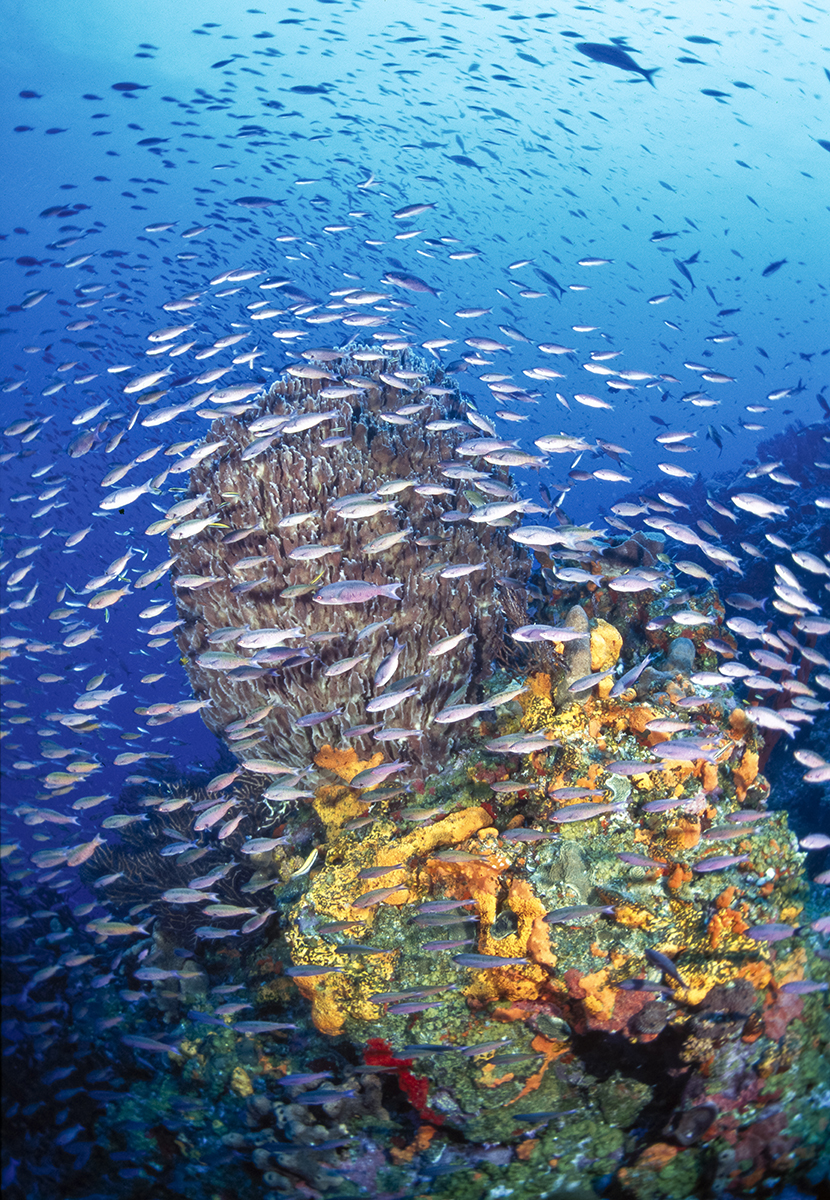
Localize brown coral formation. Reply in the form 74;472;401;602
168;348;530;769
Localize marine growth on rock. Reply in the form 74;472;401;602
170;348;531;773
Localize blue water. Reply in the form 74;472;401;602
2;1;829;1195
3;0;828;827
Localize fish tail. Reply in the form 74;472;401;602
642;67;659;87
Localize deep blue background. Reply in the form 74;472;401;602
2;0;828;865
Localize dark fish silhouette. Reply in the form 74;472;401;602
233;196;283;209
644;947;687;987
533;267;566;298
673;257;696;289
447;154;484;170
762;259;787;277
575;42;659;86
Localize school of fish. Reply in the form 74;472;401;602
1;3;829;1196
